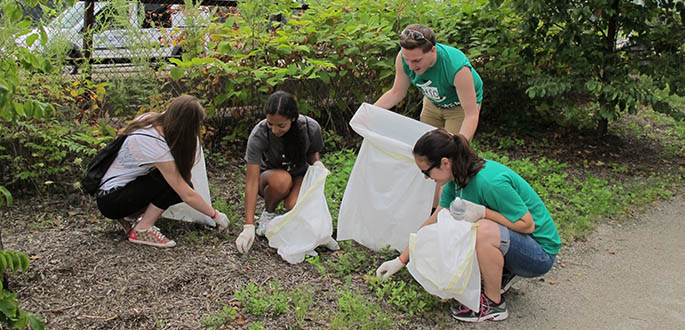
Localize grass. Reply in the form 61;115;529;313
223;106;682;327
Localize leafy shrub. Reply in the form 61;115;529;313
0;250;44;330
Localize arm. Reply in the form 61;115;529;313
373;52;412;110
485;208;535;234
244;163;260;225
453;66;480;141
306;152;320;165
154;160;214;217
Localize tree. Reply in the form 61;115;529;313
506;0;685;134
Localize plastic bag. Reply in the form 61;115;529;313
162;146;214;226
407;209;481;312
265;161;339;264
337;103;436;251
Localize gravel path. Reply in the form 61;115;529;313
466;192;685;329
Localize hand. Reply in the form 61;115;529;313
375;258;405;280
214;212;229;232
456;198;486;222
236;225;255;254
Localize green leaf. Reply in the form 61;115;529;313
12;102;25;117
0;186;12;207
25;34;39;48
29;313;46;330
18;253;29;272
170;67;184;80
0;299;17;318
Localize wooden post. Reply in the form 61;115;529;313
83;0;94;78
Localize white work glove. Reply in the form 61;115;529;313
214;212;229;232
456;198;486;222
236;224;255;254
375;257;405;280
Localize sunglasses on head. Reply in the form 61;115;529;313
401;29;425;40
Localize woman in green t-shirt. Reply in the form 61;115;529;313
376;128;561;323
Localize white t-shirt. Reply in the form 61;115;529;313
99;126;172;191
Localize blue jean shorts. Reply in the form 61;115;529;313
498;224;556;278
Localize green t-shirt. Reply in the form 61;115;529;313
402;43;483;107
439;160;561;255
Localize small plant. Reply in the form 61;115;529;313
305;255;327;277
323;241;375;280
290;287;314;328
234;281;288;317
201;305;238;330
365;274;440;316
0;250;45;329
330;289;393;330
248;322;267;330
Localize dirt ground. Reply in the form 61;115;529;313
1;111;683;329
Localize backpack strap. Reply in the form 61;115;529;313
98;132;167;191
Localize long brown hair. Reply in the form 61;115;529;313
413;128;485;189
123;94;205;183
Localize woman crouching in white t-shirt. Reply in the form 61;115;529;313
96;94;228;248
235;91;324;254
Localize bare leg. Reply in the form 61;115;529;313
134;203;165;230
475;219;504;304
259;169;294;212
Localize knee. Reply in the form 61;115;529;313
266;174;293;196
476;220;500;247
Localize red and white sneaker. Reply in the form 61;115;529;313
128;226;176;248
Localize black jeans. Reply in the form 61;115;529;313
96;169;182;219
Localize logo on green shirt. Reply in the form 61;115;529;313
416;80;446;103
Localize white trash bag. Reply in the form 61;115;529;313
265;161;339;264
407;209;481;312
337;103;436;252
162;146;214;226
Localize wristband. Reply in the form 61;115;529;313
211;210;219;220
398;257;407;265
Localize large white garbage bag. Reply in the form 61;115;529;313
407;209;481;312
337;103;436;251
265;162;339;264
162;147;214;226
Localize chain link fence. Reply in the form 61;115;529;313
30;0;243;77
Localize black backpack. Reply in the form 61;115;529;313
81;133;159;196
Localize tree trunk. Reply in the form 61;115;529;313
598;118;609;136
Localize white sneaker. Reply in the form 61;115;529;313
323;238;340;251
255;210;276;236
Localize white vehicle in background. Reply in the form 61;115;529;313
16;1;213;73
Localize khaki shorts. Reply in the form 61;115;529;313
420;96;480;134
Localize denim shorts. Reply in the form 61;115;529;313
498;224;556;278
